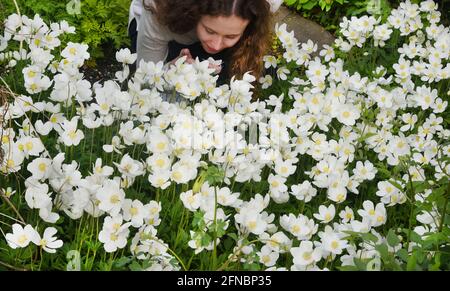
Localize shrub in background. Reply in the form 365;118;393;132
0;0;130;64
283;0;449;32
0;0;449;271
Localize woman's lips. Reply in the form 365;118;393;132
205;44;220;54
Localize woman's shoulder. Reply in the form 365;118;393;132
130;0;158;18
139;0;198;44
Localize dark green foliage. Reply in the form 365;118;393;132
1;0;130;63
284;0;449;33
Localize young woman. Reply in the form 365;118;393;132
128;0;282;83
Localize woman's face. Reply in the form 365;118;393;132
196;15;249;54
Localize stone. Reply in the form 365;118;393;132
273;6;335;52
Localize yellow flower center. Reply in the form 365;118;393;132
172;171;182;181
28;71;36;78
7;159;15;168
17;234;28;245
25;142;33;151
130;207;138;216
68;130;77;140
336;193;345;202
110;233;118;241
248;221;257;231
303;252;312;261
156;142;166;151
38;163;47;172
331;241;339;250
155;159;165;168
100;103;109;111
110;194;120;204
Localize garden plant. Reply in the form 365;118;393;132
0;0;449;271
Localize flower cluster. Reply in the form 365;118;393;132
0;0;449;270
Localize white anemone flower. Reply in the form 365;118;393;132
313;204;336;223
60;117;84;146
6;224;38;249
31;227;63;253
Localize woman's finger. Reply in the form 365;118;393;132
180;48;192;58
209;63;222;74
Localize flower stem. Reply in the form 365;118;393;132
211;186;218;270
438;182;450;233
0;188;26;224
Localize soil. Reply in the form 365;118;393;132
80;43;124;85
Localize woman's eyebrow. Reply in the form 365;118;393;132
202;23;241;37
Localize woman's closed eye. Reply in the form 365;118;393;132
225;34;240;40
205;27;216;35
205;26;239;39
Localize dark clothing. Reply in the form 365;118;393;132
167;41;231;85
128;18;139;72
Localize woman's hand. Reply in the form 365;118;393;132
169;49;222;75
169;48;195;66
207;58;222;75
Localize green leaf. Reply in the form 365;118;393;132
201;233;212;246
396;249;409;262
285;0;297;5
406;252;417;271
411;181;429;194
205;165;225;186
302;1;318;10
319;1;326;10
409;230;423;245
387;229;400;247
129;261;143;271
192;211;205;228
337;265;359;271
357;132;377;143
243;262;261;271
360;232;380;243
354;258;369;270
114;256;132;268
214;219;228;238
228;233;238;242
376;163;392;178
375;243;389;260
429;253;441;271
428;185;447;202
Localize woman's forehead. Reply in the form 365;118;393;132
200;15;249;35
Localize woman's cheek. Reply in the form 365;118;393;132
224;38;240;49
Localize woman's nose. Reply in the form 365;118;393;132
211;36;223;50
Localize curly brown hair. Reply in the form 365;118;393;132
144;0;272;80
